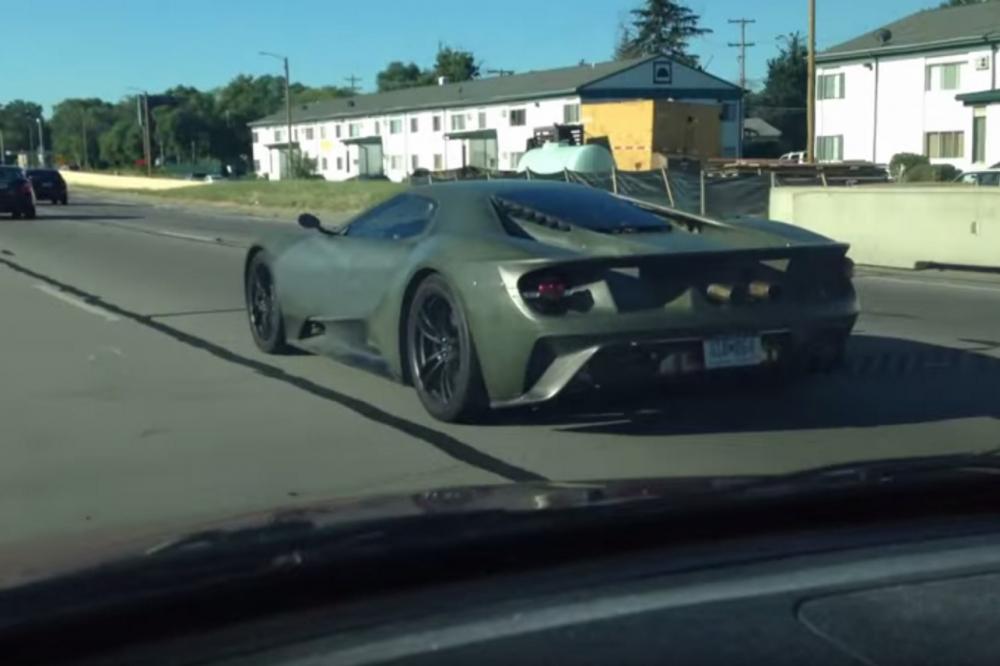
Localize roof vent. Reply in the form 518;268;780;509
438;76;448;86
876;28;892;45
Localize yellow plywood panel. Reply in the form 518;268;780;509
582;99;724;170
583;100;655;171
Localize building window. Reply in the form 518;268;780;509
411;154;419;171
293;129;298;139
432;115;442;132
349;123;361;137
720;103;736;121
304;127;314;140
252;131;259;143
321;157;328;170
336;125;342;138
510;152;524;169
390;118;402;134
253;159;260;172
509;108;526;126
433;153;443;170
410;117;419;132
926;63;962;91
336;157;343;170
973;108;987;163
816;135;843;161
925;131;964;158
450;114;466;131
374;121;381;135
478;111;487;129
817;73;845;100
389;155;403;170
320;126;326;139
274;130;283;142
563;103;580;123
346;157;350;173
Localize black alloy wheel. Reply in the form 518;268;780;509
246;254;289;354
407;275;486;422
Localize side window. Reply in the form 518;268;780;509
345;195;436;240
980;172;1000;186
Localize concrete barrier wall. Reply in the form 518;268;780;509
62;170;204;191
770;186;1000;269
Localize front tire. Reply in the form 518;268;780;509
407;275;487;423
245;253;290;354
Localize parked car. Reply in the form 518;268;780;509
779;151;807;164
26;168;68;204
0;166;36;219
244;181;858;422
955;169;1000;186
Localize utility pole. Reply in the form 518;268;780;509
261;51;294;178
0;129;5;165
807;0;816;162
727;18;756;92
344;75;361;93
143;94;152;175
81;114;89;169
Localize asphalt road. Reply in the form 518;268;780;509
3;192;1000;548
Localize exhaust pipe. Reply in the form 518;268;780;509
748;281;783;301
705;283;747;305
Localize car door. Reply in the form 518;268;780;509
276;193;437;348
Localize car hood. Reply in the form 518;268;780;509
3;451;998;593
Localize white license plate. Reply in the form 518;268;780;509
703;335;763;369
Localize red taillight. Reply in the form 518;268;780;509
521;273;571;314
535;278;567;301
21;183;32;196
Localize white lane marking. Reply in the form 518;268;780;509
34;284;120;322
155;230;219;243
858;274;1000;295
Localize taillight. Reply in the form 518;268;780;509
21;183;32;196
520;273;570;314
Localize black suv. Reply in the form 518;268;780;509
0;166;36;219
27;168;68;204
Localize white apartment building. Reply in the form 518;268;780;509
815;2;1000;171
249;55;744;182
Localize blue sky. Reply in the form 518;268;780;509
5;0;938;113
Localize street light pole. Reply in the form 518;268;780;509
36;117;45;167
27;118;35;167
127;87;153;175
260;51;294;178
806;0;816;163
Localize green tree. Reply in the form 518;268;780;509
0;100;45;156
617;0;711;67
433;47;479;82
49;98;115;167
746;32;808;154
376;61;433;92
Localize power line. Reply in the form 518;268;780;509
344;75;361;93
727;18;756;91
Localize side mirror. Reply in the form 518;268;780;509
298;213;321;230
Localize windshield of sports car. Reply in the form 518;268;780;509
3;0;1000;630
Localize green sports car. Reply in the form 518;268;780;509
244;180;858;422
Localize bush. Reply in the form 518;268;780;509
889;152;929;180
900;163;960;183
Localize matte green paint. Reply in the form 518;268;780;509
247;181;858;405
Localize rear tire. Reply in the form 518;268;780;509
406;274;487;423
11;210;20;219
245;253;290;354
61;196;68;205
23;205;35;219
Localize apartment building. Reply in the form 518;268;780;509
249;54;744;181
